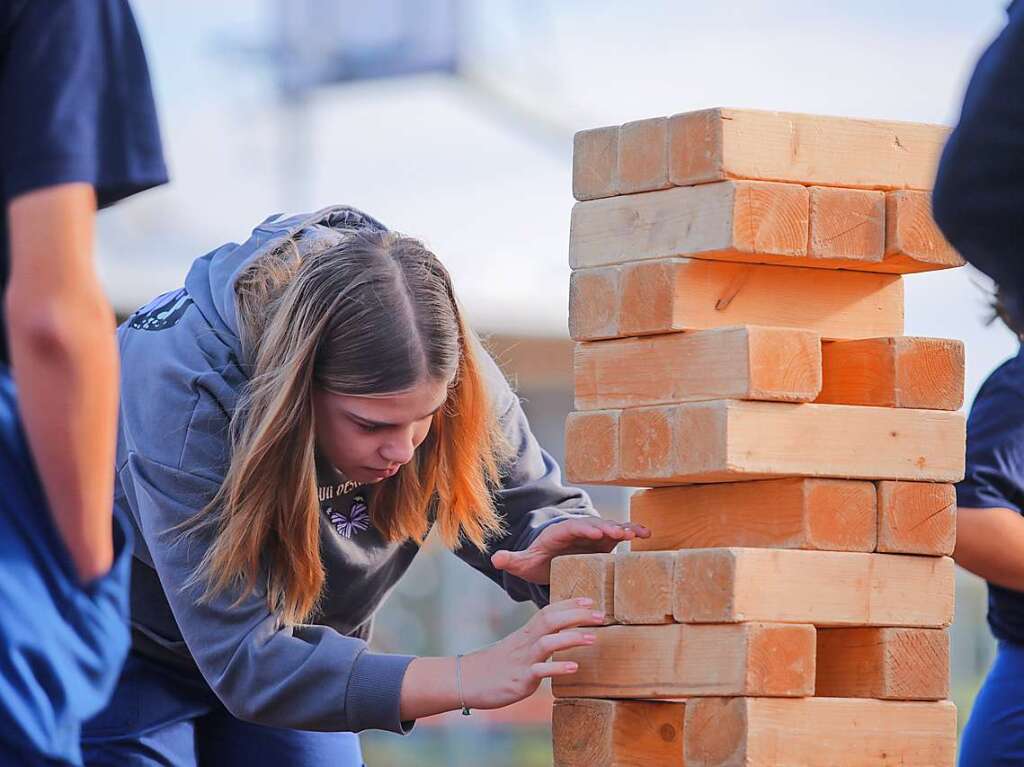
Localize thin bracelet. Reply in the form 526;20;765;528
455;654;471;716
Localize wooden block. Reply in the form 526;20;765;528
618;117;671;195
673;548;954;628
614;551;675;624
884;190;964;273
569;258;904;341
553;622;815;699
817;337;965;411
569;400;965;486
877;481;956;556
684;697;956;767
550;553;615;624
569;181;808;270
573;326;821;411
573;126;619;201
668;107;948;191
553;699;685;767
630;478;876;553
568;266;621;341
807;186;884;262
564;410;621;485
816;627;950;700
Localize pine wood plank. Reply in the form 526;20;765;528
550;553;616;625
569;259;904;341
553;699;686;767
573;326;821;411
552;622;816;699
673;548;955;628
684;697;956;766
668;107;948;191
876;481;957;556
613;551;676;624
815;627;950;700
565;400;965;485
573;125;619;201
817;337;965;411
630;478;877;553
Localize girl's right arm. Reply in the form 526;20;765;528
956;507;1024;592
398;597;602;720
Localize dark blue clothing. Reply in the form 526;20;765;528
0;369;134;766
0;1;166;763
958;641;1024;767
0;0;168;365
957;349;1024;642
81;653;363;767
933;0;1024;326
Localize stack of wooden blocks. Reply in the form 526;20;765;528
551;108;966;766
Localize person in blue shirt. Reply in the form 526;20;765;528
933;2;1024;765
0;1;167;764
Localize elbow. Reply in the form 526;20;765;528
5;288;115;362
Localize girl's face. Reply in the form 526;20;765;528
312;377;450;484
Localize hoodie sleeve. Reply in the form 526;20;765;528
453;350;600;607
121;451;415;733
932;1;1024;290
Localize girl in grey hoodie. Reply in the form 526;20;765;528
80;207;644;766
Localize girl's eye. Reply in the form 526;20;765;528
358;423;379;434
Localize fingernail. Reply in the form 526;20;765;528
567;662;579;671
576;597;594;607
592;611;606;621
583;634;596;642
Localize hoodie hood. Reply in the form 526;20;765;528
183;205;388;354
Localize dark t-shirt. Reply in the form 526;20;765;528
957;347;1024;643
0;0;168;365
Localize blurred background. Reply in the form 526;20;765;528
102;1;1017;763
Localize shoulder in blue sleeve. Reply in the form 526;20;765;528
957;350;1024;513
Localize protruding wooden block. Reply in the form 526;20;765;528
668;107;949;191
565;400;965;486
550;553;615;625
630;478;877;553
569;258;904;341
569;181;808;270
877;481;956;556
808;186;885;262
673;548;954;628
817;337;965;411
684;697;956;767
885;190;964;273
573;126;619;201
614;551;675;624
553;699;685;767
553;622;816;699
564;410;620;485
618;117;671;195
816;627;950;700
568;266;621;341
574;326;821;411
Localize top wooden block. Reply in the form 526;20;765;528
573;107;949;200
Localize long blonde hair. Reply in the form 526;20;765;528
183;222;509;624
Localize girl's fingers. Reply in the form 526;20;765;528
533;605;606;635
531;661;579;680
535;630;595;658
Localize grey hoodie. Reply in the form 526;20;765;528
114;206;597;734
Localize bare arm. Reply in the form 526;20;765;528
5;182;118;583
955;506;1024;592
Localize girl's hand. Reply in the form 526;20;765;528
460;598;604;710
490;517;650;584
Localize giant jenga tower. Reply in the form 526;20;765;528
551;108;966;766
